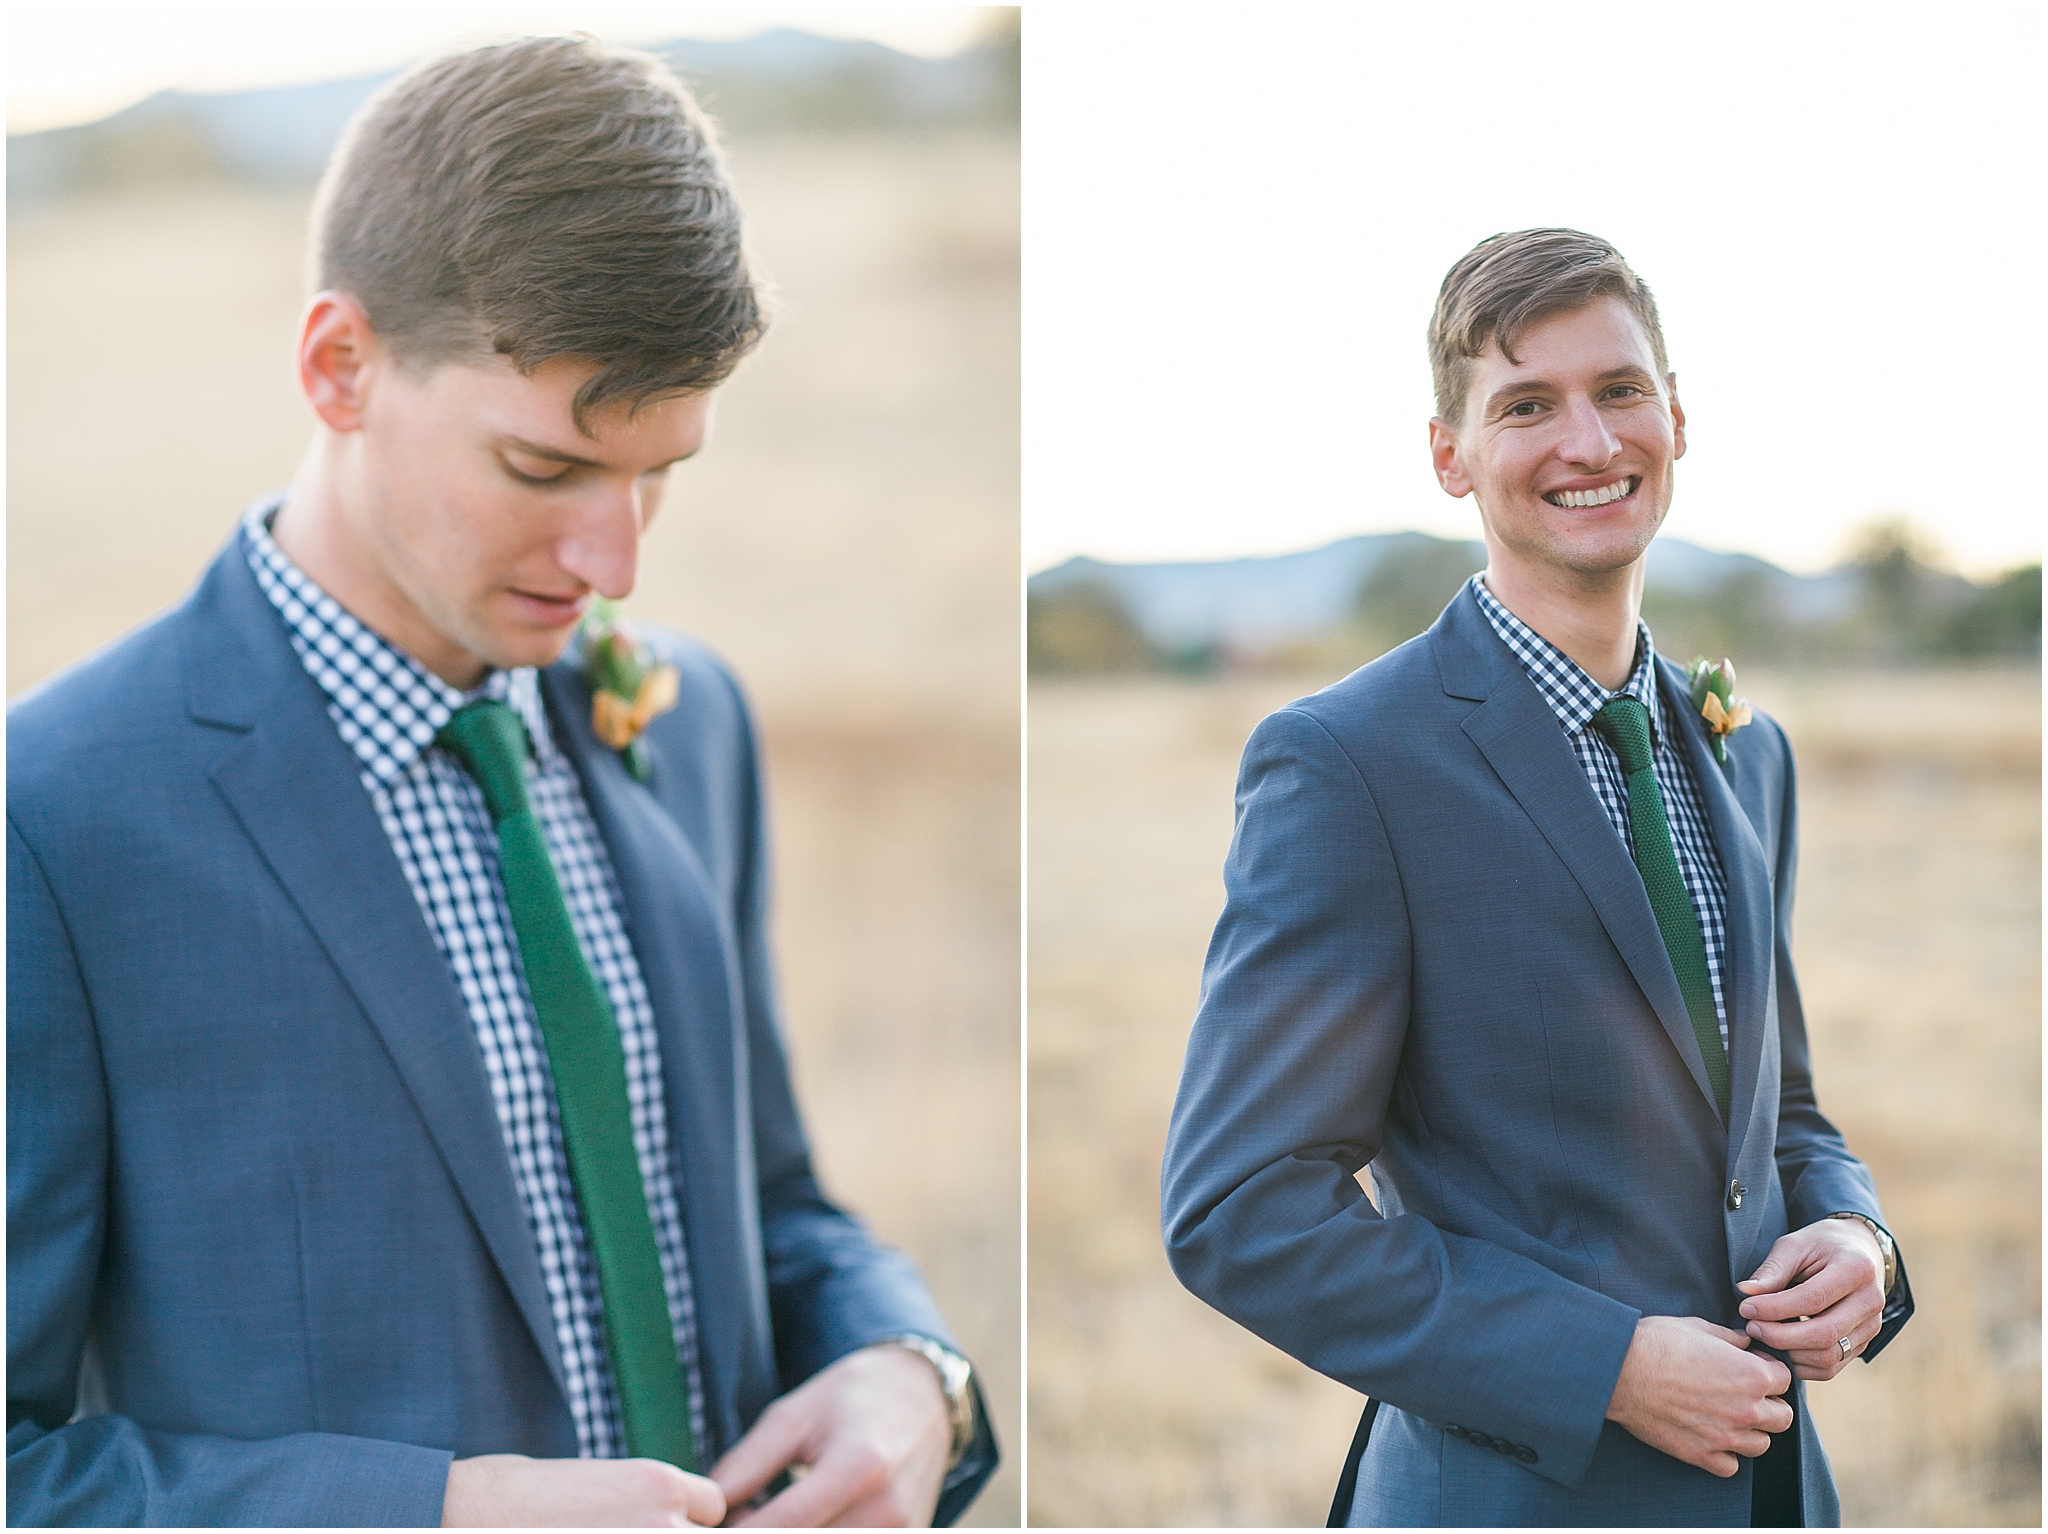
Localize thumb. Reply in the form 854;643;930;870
710;1401;812;1509
1740;1249;1792;1293
679;1471;727;1529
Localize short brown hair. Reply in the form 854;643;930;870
1427;229;1668;424
311;35;765;431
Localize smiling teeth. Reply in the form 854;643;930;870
1547;477;1634;508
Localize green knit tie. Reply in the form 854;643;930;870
1591;697;1730;1122
438;701;698;1471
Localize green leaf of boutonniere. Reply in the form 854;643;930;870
1686;655;1753;764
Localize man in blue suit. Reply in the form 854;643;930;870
9;37;993;1527
1162;229;1910;1526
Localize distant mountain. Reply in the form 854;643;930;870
8;24;1018;211
1029;534;1858;653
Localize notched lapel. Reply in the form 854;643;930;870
1459;677;1725;1118
192;545;571;1406
1657;658;1776;1162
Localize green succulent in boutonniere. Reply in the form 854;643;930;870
1687;656;1753;764
580;598;680;784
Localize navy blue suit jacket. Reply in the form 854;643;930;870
1161;585;1909;1525
8;537;995;1526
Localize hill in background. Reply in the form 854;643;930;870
7;19;1020;211
1029;520;2040;676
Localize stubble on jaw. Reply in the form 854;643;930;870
1475;490;1666;597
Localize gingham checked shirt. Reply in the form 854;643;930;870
1470;575;1731;1050
243;498;708;1458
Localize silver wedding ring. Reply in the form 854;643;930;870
1837;1336;1852;1360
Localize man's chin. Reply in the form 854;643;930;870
467;623;585;676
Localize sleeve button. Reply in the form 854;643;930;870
1515;1446;1538;1464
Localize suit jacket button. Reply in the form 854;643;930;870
1491;1437;1514;1456
1516;1446;1538;1464
1728;1179;1745;1211
1446;1424;1467;1438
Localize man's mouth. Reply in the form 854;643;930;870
1543;475;1637;508
509;589;591;621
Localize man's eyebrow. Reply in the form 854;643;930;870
1483;366;1656;413
497;433;695;471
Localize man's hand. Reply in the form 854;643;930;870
1736;1216;1887;1381
711;1342;951;1527
442;1453;725;1527
1605;1315;1793;1477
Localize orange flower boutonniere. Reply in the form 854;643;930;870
581;599;680;783
1687;656;1752;764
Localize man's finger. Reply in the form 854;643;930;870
1730;1428;1776;1460
1747;1303;1878;1353
1735;1252;1795;1295
711;1403;814;1510
728;1446;881;1529
1738;1266;1857;1323
1690;1319;1755;1350
1756;1351;1793;1397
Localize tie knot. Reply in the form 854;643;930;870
438;700;532;824
1592;696;1656;775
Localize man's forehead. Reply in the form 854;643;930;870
1479;295;1658;372
426;355;715;458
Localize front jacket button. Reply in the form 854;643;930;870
1728;1179;1745;1211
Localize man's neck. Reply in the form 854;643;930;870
274;439;490;690
1479;557;1646;691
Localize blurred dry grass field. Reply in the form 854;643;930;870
1028;667;2039;1527
8;129;1019;1524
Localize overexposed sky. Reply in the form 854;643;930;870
1026;4;2044;577
8;3;992;133
14;4;2040;578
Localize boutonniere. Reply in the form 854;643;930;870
580;599;680;783
1687;656;1752;764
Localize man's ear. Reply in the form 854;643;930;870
1428;416;1473;498
1667;372;1687;461
297;291;380;432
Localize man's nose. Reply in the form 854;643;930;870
1555;395;1622;468
555;477;651;600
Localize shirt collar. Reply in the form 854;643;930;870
241;495;557;786
1468;573;1661;743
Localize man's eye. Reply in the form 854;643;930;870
1507;400;1542;418
1605;384;1644;400
505;460;570;485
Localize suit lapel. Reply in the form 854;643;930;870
185;544;571;1404
541;661;759;1458
1656;656;1776;1161
1435;592;1723;1118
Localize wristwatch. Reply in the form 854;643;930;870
884;1334;978;1470
1828;1212;1897;1297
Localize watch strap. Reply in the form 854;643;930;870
883;1334;977;1470
1828;1211;1897;1296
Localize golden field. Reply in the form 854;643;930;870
7;129;1020;1524
1028;668;2040;1527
